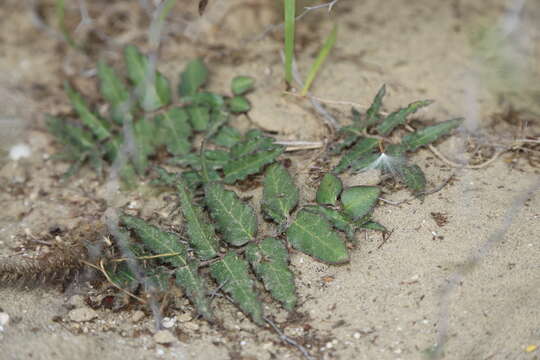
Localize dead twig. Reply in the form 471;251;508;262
264;316;315;360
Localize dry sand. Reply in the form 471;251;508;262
1;0;539;359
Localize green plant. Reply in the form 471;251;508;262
47;46;254;182
331;84;463;196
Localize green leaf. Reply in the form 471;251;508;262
46;115;96;153
170;150;230;170
228;96;251;113
316;173;343;206
120;214;214;321
178;58;208;96
210;252;263;325
360;221;387;232
176;177;220;260
132;118;156;174
106;262;138;291
304;205;357;239
287;209;349;264
350;152;380;173
402;118;463;151
223;146;284;184
246;238;297;311
231;76;255;95
65;83;111;141
154;107;192;155
183;92;225;108
333;138;379;173
97;60;130;125
365;84;386;127
399;164;426;195
124;45;171;111
341;186;381;221
376;99;433;135
230;130;273;158
205;183;257;246
262;163;299;224
212;125;241;147
187;105;210;131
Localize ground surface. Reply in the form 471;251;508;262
1;1;539;359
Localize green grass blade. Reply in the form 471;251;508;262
204;183;257;246
246;238;297;311
301;24;337;96
287;209;349;264
210;252;264;325
262;163;299;224
284;0;296;85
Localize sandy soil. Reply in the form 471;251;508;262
1;0;539;359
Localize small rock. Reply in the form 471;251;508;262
161;317;176;329
177;313;193;323
68;308;98;322
0;312;10;331
67;295;86;308
131;310;146;323
183;322;199;331
154;330;176;344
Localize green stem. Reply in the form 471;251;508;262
283;0;296;86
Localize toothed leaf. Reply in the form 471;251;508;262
341;186;380;221
316;173;343;206
154;107;192;155
205;183;257;246
304;205;355;235
333;137;378;173
376;99;433;135
350;152;381;173
175;262;214;321
176;177;220;260
399;164;426;195
210;252;263;325
179;58;208;96
231;76;255;95
97;60;130;124
246;238;297;311
170;150;230;170
262;163;299;224
124;45;171;111
223;146;284;184
187;105;210;131
212;125;241;147
287;209;349;264
360;221;387;232
402;118;463;151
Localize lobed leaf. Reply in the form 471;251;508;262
341;186;380;221
376;99;433;136
175;177;220;260
262;163;299;224
316;173;343;206
246;238;297;311
402;118;463;151
223;146;284;184
333;138;379;173
178;58;208;96
204;183;257;246
287;209;349;264
175;262;214;321
210;252;263;325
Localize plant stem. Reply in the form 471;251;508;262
301;24;337;96
284;0;296;86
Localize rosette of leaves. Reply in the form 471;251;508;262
331;84;463;195
110;157;387;325
46;46;255;183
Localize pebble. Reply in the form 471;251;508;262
68;308;98;322
131;310;146;323
0;312;10;331
154;330;176;344
177;313;193;323
161;317;176;329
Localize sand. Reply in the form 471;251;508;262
1;0;539;359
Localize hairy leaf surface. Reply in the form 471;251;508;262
341;186;380;221
365;84;386;127
210;252;263;325
178;59;208;96
97;60;129;124
402;118;463;151
65;83;111;141
223;146;284;184
316;173;343;206
154;107;192;155
246;238;297;311
287;209;349;264
399;164;426;195
376;99;433;135
333;138;378;173
262;163;299;224
205;183;257;246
